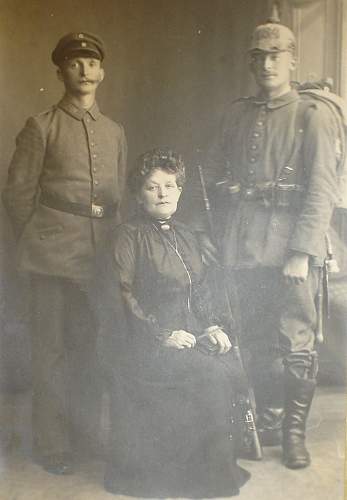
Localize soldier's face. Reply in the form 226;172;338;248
137;169;182;220
249;50;296;97
57;57;104;96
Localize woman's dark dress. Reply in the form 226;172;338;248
96;214;250;498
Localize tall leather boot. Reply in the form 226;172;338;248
282;374;316;469
257;407;284;446
253;356;284;447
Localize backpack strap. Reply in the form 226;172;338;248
275;98;312;186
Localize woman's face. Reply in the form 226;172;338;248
138;168;182;219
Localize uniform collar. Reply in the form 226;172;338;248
253;89;299;109
57;97;100;121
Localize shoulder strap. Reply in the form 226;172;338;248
276;99;310;184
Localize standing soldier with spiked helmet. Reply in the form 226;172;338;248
198;11;339;469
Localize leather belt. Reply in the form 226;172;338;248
227;183;305;207
40;192;118;218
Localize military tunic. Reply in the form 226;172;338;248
2;98;127;459
205;89;338;408
210;90;338;269
3;97;127;281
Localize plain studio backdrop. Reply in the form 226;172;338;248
0;1;346;499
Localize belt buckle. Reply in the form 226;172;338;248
91;203;104;218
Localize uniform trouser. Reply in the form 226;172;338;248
234;267;319;413
30;274;100;459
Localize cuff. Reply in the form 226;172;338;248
155;329;172;343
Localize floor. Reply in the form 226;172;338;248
0;385;345;500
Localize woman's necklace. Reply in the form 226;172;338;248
152;223;192;312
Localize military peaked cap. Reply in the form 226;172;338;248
52;32;105;65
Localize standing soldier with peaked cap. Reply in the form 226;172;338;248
199;16;339;469
2;32;127;474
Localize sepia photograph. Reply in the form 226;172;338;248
0;0;346;498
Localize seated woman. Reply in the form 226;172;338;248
96;148;250;498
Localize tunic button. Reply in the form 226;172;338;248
91;142;95;147
86;118;90;123
250;157;256;163
90;130;94;134
257;121;263;126
94;180;99;185
93;167;97;173
92;154;97;159
251;144;257;150
249;169;255;174
253;132;259;138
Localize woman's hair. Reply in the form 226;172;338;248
128;148;185;194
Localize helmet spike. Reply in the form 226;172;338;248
267;2;281;24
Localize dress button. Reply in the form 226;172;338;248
91;142;95;147
94;180;99;185
257;121;263;126
251;144;257;150
93;167;97;173
92;154;97;159
90;130;95;134
253;132;259;138
250;157;256;163
86;118;90;123
249;169;255;174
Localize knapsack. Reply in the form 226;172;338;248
298;88;347;208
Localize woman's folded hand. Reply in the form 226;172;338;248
204;326;232;354
163;330;197;350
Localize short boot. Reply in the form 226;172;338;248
257;408;284;447
282;375;316;469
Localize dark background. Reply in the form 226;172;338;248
1;0;345;389
0;0;275;390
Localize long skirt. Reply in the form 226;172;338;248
104;343;250;498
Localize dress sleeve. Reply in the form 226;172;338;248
2;117;45;238
112;225;168;341
288;102;339;256
191;279;222;326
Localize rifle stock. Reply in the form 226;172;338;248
197;161;263;461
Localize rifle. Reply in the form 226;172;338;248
197;162;262;461
316;233;340;344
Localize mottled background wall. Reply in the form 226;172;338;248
0;0;273;390
0;0;345;390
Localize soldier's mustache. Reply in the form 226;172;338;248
80;78;99;83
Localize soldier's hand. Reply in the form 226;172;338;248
282;253;309;285
197;232;219;266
